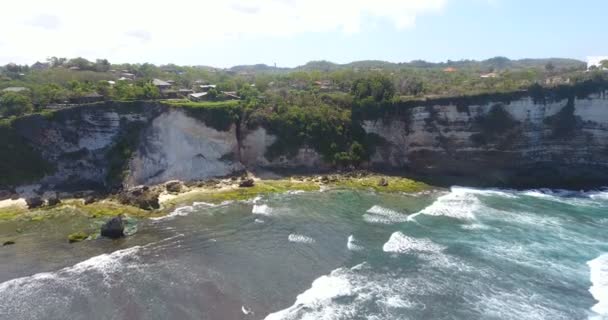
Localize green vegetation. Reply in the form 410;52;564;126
0;92;33;117
332;175;430;193
163;100;241;131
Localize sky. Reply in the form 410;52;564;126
0;0;606;67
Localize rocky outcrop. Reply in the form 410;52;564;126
100;216;125;239
118;186;160;210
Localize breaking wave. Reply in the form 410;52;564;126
363;205;410;224
408;187;482;221
288;234;316;244
382;231;445;254
588;253;608;318
252;204;272;215
0;246;143;318
347;235;364;251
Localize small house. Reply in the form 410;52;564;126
1;87;29;93
222;91;240;100
188;92;208;102
480;72;498;79
199;84;217;92
31;61;50;70
153;79;172;90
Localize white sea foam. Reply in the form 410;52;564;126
152;201;217;221
254;218;265;224
252;204;272;215
411;187;481;221
288;234;316;244
347;235;364;251
363;205;409;224
264;263;426;320
588;253;608;317
588;191;608;201
0;246;142;292
382;231;445;254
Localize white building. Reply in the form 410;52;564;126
587;56;608;70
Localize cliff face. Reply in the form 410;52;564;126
363;93;608;187
6;92;608;192
126;109;243;186
10;103;160;191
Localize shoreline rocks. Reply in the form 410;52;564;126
101;215;125;239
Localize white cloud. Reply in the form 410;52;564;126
0;0;446;65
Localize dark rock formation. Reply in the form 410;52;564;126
118;186;160;210
165;180;183;193
0;190;13;201
101;215;125;239
3;240;15;246
239;179;255;188
47;196;61;206
84;196;97;205
26;197;44;209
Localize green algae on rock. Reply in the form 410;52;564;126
67;231;89;243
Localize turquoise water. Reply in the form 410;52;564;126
1;187;607;319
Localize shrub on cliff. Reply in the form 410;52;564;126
470;104;520;145
544;98;580;138
0;92;33;117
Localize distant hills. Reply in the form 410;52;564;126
227;57;586;73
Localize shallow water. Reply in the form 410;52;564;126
1;187;607;319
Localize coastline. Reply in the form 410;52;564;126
0;172;432;223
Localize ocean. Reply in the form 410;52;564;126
1;186;607;319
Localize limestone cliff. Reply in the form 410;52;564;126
4;90;608;193
363;92;608;187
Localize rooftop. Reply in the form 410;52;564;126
153;79;172;86
1;87;29;92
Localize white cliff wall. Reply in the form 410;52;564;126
127;109;243;186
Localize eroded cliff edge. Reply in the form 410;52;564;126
3;85;608;195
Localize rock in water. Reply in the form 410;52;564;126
2;240;15;246
67;232;89;243
84;196;97;205
239;179;255;188
378;178;389;187
101;215;125;239
47;196;61;206
26;197;44;209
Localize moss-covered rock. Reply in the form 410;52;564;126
68;231;89;243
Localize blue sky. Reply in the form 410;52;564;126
0;0;606;67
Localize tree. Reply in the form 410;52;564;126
0;92;34;117
601;60;608;69
94;59;111;72
351;75;395;102
141;83;160;100
207;88;219;100
545;62;556;73
67;57;92;70
47;57;67;68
